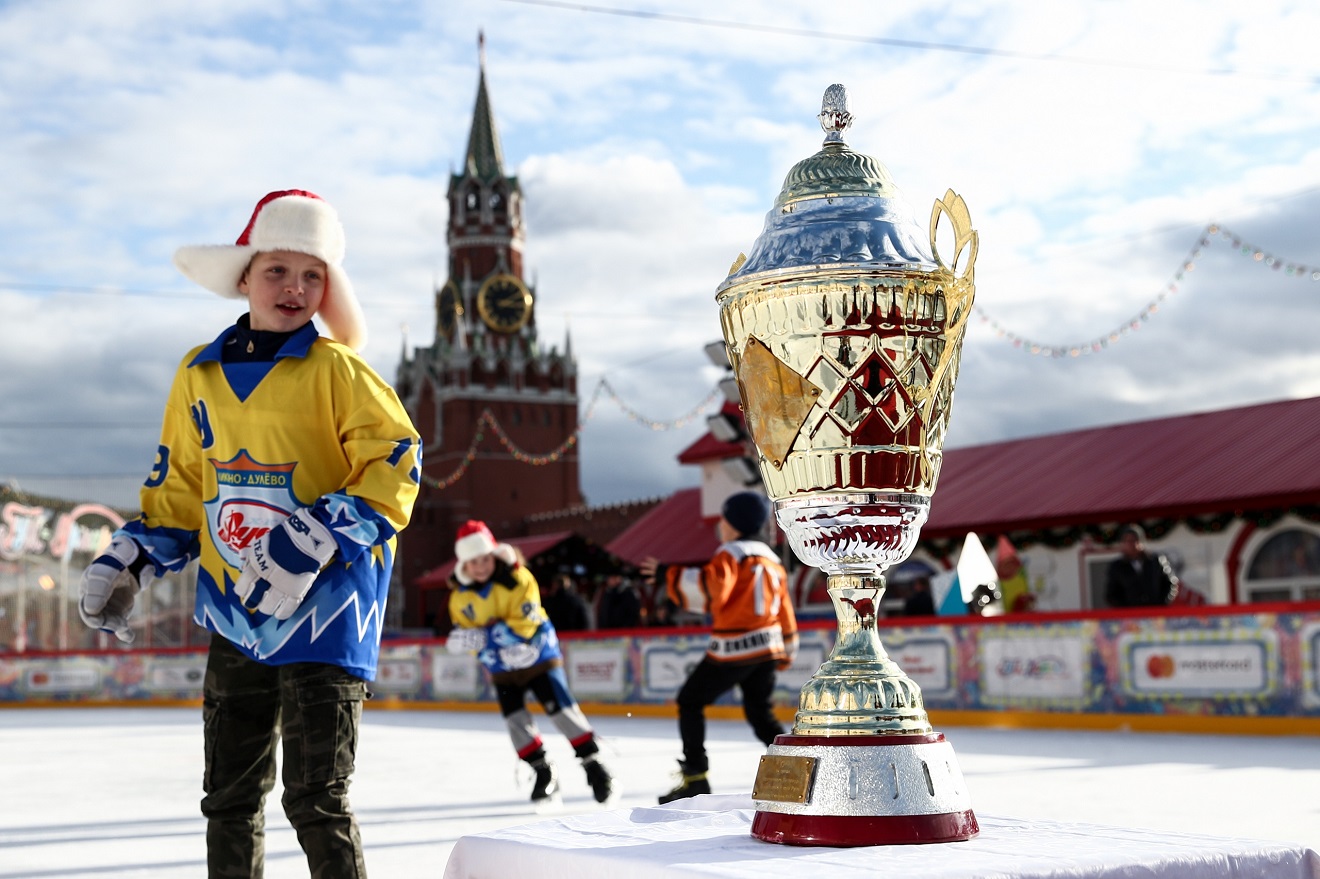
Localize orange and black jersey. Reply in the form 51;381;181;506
663;539;797;665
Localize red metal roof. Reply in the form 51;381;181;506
606;487;719;567
415;531;577;589
926;395;1320;536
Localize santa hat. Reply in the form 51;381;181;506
172;190;367;351
454;520;498;563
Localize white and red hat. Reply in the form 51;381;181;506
172;189;367;351
454;520;498;563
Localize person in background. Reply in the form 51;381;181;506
77;190;421;878
1105;524;1180;608
902;576;936;616
445;520;615;808
596;572;642;629
541;573;591;633
995;535;1036;613
639;491;797;804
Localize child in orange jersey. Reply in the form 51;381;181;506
640;491;798;803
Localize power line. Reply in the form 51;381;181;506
499;0;1320;84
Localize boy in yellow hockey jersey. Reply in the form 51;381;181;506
77;190;421;878
640;491;798;803
446;520;615;808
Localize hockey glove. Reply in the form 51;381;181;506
78;535;149;644
776;636;800;671
498;642;540;670
234;508;336;620
446;627;487;654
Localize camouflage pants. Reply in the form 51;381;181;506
201;634;368;879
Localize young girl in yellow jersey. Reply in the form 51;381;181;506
446;520;614;808
77;190;421;878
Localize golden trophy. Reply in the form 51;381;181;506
717;84;979;845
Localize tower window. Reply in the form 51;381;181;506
489;191;503;210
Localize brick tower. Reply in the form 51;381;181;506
395;35;581;627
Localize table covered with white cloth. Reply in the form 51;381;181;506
442;794;1319;879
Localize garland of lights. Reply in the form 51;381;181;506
597;378;720;430
976;223;1320;357
420;379;722;490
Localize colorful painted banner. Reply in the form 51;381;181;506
1;607;1317;721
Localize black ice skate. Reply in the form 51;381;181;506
582;755;616;805
529;757;561;812
657;761;710;804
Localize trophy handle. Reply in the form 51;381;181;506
929;189;978;283
912;191;978;429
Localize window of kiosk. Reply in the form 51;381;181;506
1244;528;1320;603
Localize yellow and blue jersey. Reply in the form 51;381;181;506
450;563;562;678
123;322;421;680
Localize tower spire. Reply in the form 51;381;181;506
465;31;505;181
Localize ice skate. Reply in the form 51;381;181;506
582;755;617;805
529;757;561;812
657;761;710;804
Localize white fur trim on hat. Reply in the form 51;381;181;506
172;190;367;351
454;520;498;564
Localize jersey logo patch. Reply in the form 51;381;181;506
205;451;300;570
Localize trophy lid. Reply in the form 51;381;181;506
719;84;936;289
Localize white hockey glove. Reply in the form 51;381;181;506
446;627;487;654
78;535;149;644
777;636;800;671
234;508;336;620
498;643;540;670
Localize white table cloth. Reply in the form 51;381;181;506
443;794;1319;879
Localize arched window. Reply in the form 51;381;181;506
1243;527;1320;602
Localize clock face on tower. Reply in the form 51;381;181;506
436;280;461;339
476;273;533;333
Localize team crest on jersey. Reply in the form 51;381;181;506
205;451;300;569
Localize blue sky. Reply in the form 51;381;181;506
3;0;1320;509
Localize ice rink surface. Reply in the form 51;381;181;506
1;707;1317;878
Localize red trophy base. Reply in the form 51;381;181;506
750;733;979;847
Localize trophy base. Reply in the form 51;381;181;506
750;733;978;846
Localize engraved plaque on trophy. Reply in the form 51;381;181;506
716;84;979;846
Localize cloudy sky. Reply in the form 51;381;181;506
3;0;1320;511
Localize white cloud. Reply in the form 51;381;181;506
2;0;1319;512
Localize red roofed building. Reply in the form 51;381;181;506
609;393;1320;616
913;394;1320;611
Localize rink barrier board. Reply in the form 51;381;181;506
364;698;1320;736
1;604;1317;734
9;696;1320;738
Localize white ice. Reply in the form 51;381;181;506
1;707;1316;877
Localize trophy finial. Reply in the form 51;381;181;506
818;83;852;144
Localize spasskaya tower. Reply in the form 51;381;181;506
395;34;582;627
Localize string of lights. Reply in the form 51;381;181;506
975;223;1320;358
597;378;721;430
419;378;720;489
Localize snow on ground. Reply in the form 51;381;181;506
0;707;1316;878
